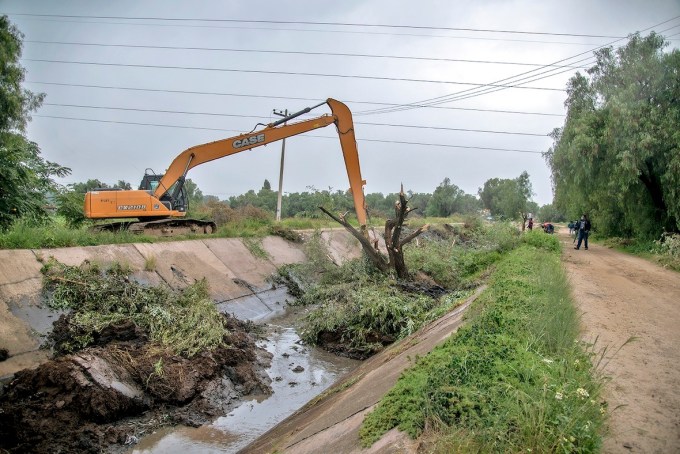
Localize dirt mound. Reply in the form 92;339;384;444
0;314;271;454
316;330;396;360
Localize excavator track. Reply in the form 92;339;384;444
92;219;217;236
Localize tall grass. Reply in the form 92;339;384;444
0;219;155;249
360;240;605;452
404;222;520;288
0;216;330;249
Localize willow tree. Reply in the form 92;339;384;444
546;33;680;238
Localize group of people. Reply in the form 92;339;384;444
569;215;591;250
526;214;591;250
527;218;554;234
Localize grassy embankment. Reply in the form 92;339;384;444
277;220;520;359
594;234;680;271
359;232;606;452
0;217;319;249
0;213;461;250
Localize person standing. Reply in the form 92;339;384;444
528;218;534;231
574;214;591;250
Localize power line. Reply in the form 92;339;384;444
355;55;595;115
355;15;680;116
24;40;588;69
28;81;565;116
23;58;565;91
9;13;626;38
42;102;550;136
43;102;266;120
357;121;548;137
10;18;607;46
357;16;680;115
32;114;545;154
431;56;594;105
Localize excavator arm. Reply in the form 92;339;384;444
84;98;368;231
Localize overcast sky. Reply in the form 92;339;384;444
3;1;680;206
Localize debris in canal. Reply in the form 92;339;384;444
0;259;272;454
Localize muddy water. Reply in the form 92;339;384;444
129;310;359;454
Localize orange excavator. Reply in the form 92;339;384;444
84;98;368;236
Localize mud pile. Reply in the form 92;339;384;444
0;260;272;454
0;314;270;453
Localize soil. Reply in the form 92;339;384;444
560;229;680;453
0;314;272;454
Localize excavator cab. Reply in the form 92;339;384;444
139;170;188;213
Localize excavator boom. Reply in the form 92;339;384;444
84;99;368;235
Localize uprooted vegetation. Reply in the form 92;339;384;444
359;235;606;452
276;220;522;358
0;260;271;454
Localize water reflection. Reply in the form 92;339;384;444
130;324;359;454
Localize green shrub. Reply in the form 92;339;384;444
55;190;88;228
404;222;519;288
286;223;520;358
522;229;561;252
301;285;436;357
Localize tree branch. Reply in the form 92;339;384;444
399;224;429;248
319;206;389;271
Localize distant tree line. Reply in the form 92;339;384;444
216;171;556;223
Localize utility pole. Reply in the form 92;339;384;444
272;108;288;222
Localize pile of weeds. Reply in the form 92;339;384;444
360;236;606;452
269;224;303;243
1;259;272;454
300;285;437;359
42;259;226;358
281;223;521;358
404;221;520;288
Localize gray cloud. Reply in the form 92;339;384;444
6;0;680;204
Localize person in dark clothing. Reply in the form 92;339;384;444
528;218;534;231
574;214;591;250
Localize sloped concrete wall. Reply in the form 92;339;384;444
0;230;363;378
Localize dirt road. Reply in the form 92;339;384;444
561;231;680;453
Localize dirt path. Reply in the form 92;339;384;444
560;230;680;453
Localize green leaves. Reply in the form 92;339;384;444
478;171;534;220
548;32;680;238
0;16;71;230
361;246;604;452
42;260;225;357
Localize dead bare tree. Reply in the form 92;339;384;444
319;186;428;279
